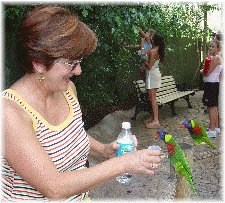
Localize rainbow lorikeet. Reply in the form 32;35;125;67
155;130;197;196
181;119;217;149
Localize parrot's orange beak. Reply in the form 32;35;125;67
155;132;159;137
181;125;185;129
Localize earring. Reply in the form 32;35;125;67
39;75;44;82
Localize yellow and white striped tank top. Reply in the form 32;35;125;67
1;86;90;201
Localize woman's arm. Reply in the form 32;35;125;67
201;55;221;77
144;49;155;70
87;135;119;158
3;98;161;200
124;44;141;49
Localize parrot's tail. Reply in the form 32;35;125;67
180;167;198;196
204;138;218;149
186;175;198;196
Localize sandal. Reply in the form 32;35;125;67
145;121;161;129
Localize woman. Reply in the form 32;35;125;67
2;6;162;201
143;33;165;129
200;39;222;137
124;27;156;119
138;27;156;81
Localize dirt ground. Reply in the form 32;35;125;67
87;91;223;202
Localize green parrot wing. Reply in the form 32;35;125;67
188;120;204;145
192;120;217;149
165;134;192;175
165;134;197;196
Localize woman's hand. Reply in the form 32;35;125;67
103;135;138;159
119;149;162;175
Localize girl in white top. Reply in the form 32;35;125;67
200;39;223;137
143;33;165;129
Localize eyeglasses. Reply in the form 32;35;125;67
64;57;83;72
57;57;83;72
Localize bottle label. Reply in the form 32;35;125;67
116;143;134;157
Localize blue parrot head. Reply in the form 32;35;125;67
155;130;169;142
181;119;192;129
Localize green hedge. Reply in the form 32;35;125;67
4;3;218;108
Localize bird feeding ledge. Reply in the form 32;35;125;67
171;143;194;199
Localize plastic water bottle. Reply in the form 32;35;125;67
116;122;134;183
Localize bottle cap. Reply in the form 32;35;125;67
122;122;131;129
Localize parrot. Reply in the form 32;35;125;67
181;119;217;149
155;130;197;196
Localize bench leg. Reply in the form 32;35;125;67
131;103;142;120
168;101;177;117
184;95;193;109
131;105;138;120
131;102;152;120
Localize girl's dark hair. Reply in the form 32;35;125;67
17;5;98;73
153;33;165;63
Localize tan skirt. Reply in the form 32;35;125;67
145;68;161;89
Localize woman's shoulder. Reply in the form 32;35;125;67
7;75;30;95
3;77;29;103
213;54;222;65
149;48;156;55
213;54;222;60
3;77;40;124
2;91;33;129
149;48;159;59
3;80;31;113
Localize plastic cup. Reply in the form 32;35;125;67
148;145;161;157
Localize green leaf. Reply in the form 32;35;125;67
115;16;121;27
82;9;88;17
132;25;139;34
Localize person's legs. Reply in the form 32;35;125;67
207;106;218;131
145;88;160;128
144;114;153;124
203;82;219;137
206;106;218;137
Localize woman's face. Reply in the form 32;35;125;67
209;42;219;55
42;58;82;92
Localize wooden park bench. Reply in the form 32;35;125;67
131;76;195;120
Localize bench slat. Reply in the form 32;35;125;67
156;91;194;104
133;76;194;103
132;76;195;119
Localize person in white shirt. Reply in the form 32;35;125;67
200;39;223;137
